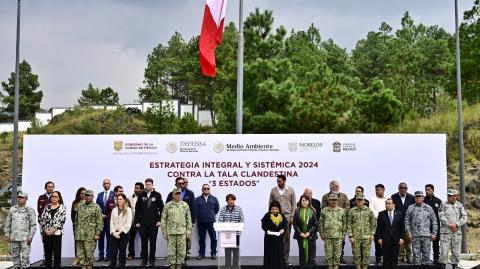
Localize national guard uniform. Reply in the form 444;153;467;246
439;189;467;268
347;195;376;269
75;190;103;269
405;191;438;266
319;194;346;269
4;192;37;269
161;188;192;269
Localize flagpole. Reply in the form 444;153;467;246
454;0;467;253
236;0;244;134
11;0;21;205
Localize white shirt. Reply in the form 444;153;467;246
203;195;210;203
370;196;388;218
110;207;133;234
277;185;289;196
400;194;406;205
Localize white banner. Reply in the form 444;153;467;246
22;134;446;261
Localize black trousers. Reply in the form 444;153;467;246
432;232;440;262
110;233;130;267
382;236;400;269
296;239;315;267
43;234;62;268
374;234;383;262
140;225;158;263
128;225;141;258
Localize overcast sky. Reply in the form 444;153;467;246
0;0;473;109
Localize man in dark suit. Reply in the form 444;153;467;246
391;182;415;263
95;178;115;262
377;198;404;269
166;177;196;260
135;178;164;266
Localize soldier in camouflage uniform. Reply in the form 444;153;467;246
4;192;37;269
319;193;346;269
438;189;467;269
347;195;375;269
405;191;438;266
161;188;192;269
75;190;104;269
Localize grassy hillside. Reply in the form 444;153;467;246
393;103;480;254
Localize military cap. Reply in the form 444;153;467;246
84;190;94;196
329;193;339;200
447;189;458;196
173;187;182;193
17;191;28;199
414;191;424;197
355;194;365;200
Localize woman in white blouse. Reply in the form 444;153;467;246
109;193;132;267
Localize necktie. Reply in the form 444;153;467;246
103;191;108;205
389;212;393;225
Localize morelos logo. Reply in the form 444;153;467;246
114;141;123;152
166;142;178;153
288;142;298;152
332;141;341;152
213;142;225;153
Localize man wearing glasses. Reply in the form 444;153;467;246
166;177;196;260
194;184;219;260
391;182;415;263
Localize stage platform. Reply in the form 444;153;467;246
27;257;452;268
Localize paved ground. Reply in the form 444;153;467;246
0;260;478;268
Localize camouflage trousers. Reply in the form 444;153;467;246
167;234;186;266
412;236;431;265
11;241;31;268
440;233;461;265
76;240;97;266
399;234;412;261
324;238;342;266
352;239;371;266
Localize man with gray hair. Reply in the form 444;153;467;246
321;180;349;264
439;189;467;269
405;191;437;266
4;192;37;269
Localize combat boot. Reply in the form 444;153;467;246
355;265;362;269
362;265;369;269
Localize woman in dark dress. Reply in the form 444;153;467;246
262;200;287;269
293;195;318;269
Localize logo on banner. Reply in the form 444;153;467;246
114;141;123;152
288;142;298;152
289;142;322;152
179;141;207;153
332;141;356;152
166;142;178;153
332;141;342;152
213;142;225;153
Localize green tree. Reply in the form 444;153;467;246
77;83;119;106
458;0;480;103
1;60;43;120
354;78;402;132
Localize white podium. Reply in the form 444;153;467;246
214;222;245;269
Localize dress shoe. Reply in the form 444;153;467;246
127;255;134;260
96;257;104;262
211;255;217;260
104;257;111;262
196;256;204;260
140;260;147;266
339;258;347;264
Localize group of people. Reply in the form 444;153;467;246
261;177;467;269
3;176;466;269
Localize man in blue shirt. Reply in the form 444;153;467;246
194;184;219;260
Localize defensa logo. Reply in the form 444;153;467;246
114;141;123;152
166;142;178;153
